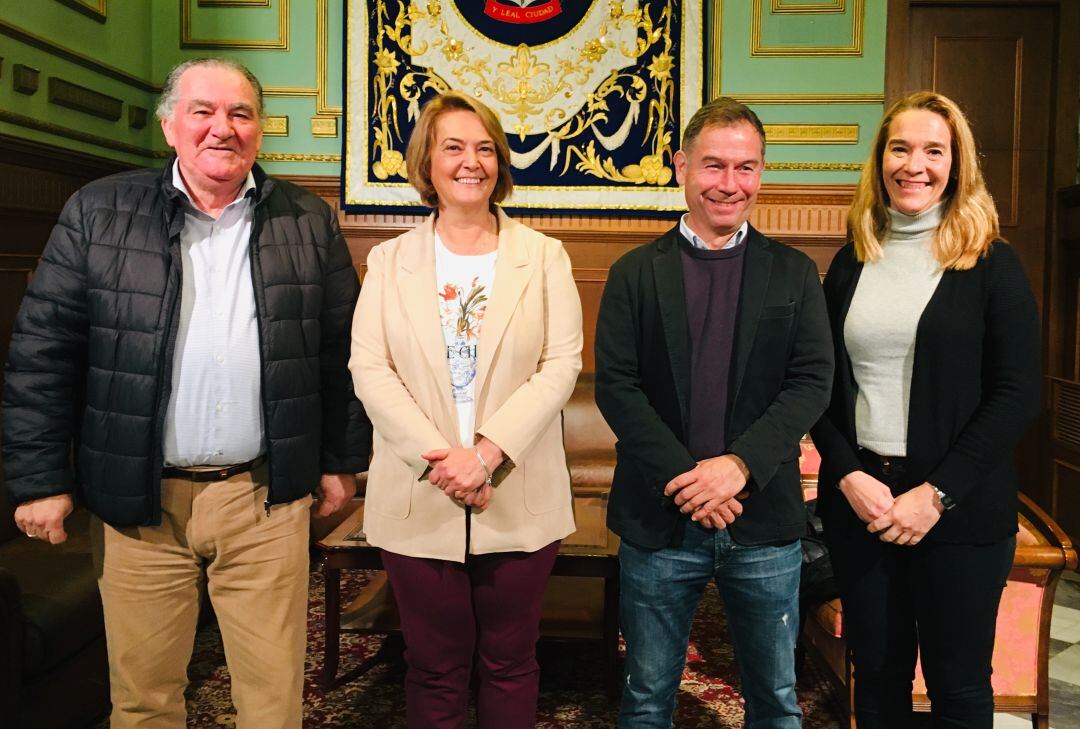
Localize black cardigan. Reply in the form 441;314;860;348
810;241;1041;544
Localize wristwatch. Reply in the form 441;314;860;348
931;485;956;511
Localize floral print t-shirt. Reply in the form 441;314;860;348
435;233;497;446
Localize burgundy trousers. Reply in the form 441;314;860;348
381;541;560;729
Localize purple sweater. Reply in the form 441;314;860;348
679;234;746;460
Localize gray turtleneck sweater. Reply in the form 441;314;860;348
844;202;945;456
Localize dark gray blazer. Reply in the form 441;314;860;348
595;224;834;549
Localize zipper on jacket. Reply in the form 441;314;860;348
247;200;275;507
151;213;186;524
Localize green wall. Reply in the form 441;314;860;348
0;0;888;183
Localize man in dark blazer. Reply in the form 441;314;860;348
595;98;833;728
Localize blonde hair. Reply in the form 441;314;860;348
405;91;514;208
848;91;1000;270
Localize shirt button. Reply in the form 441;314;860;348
216;355;225;364
216;403;224;412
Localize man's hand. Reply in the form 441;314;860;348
14;494;74;544
316;474;357;517
867;483;944;546
695;497;744;529
839;470;895;523
665;454;750;517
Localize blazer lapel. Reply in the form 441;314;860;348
731;228;772;404
475;209;531;394
653;230;692;430
398;216;455;409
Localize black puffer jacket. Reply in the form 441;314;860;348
2;161;371;526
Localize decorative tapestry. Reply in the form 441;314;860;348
343;1;707;214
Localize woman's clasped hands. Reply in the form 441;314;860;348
422;438;505;511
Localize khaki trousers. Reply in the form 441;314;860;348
90;465;311;729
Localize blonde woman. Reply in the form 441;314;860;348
811;91;1041;728
349;91;582;729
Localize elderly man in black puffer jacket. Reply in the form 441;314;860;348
1;58;370;729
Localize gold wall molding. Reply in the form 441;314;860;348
728;92;882;104
257;152;340;162
765;161;863;171
764;124;858;144
261;115;289;136
311;116;338;137
256;0;337;114
199;0;270;6
771;0;844;13
751;0;864;56
56;0;106;23
0;109;157;158
314;0;339;115
0;20;159;93
709;0;725;103
48;77;123;121
181;0;290;50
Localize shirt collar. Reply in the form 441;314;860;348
679;214;748;251
171;160;256;213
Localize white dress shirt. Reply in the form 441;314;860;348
162;162;265;467
679;214;748;250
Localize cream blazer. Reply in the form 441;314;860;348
349;210;583;561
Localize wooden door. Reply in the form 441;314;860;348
886;0;1080;527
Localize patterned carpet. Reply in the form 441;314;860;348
173;569;846;728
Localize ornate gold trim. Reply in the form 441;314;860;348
771;0;844;13
0;109;157;158
311;116;338;137
263;86;317;97
199;0;270;6
448;0;599;51
180;0;290;50
56;0;107;23
257;152;340;162
764;161;862;171
764;123;858;144
0;20;159;92
728;92;882;104
751;0;863;56
261;115;289;136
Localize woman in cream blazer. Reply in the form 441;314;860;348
349;91;582;729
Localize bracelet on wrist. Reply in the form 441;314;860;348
474;448;493;487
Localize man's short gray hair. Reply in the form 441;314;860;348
156;58;265;121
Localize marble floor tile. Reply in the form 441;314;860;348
994;712;1049;728
1050;643;1080;685
1051;605;1080;644
1049;677;1080;728
1055;579;1080;612
1051;637;1074;660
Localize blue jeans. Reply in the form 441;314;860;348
618;520;803;728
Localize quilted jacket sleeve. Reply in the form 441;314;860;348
2;190;90;504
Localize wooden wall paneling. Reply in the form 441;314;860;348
284;176;856;373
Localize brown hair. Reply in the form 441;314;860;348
848;90;999;270
405;92;514;208
681;97;766;158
